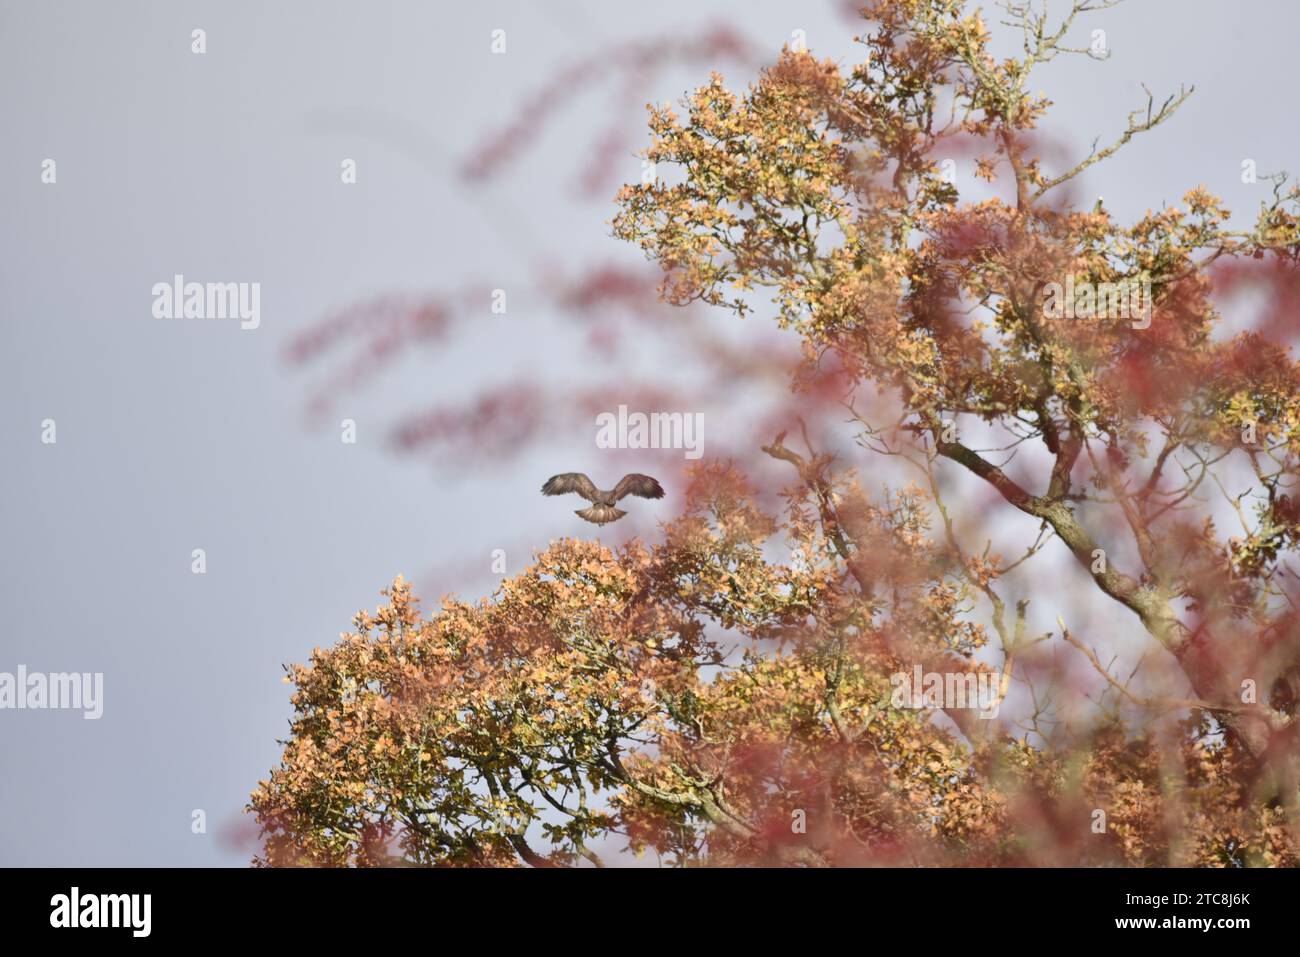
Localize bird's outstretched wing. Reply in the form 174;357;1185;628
613;473;665;501
541;473;600;502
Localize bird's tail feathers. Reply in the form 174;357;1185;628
577;505;627;525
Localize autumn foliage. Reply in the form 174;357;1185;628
252;0;1300;866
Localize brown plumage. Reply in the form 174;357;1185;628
541;472;665;525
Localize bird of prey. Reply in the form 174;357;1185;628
541;472;665;525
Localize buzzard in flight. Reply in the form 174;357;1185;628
541;472;665;525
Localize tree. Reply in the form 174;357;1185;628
251;0;1300;866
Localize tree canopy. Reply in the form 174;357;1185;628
252;0;1300;866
